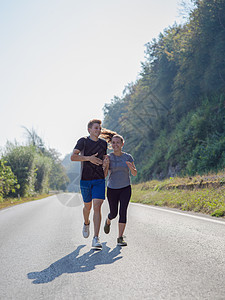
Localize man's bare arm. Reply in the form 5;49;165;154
70;149;103;166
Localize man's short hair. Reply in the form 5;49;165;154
87;119;102;130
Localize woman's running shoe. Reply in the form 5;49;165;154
117;236;127;246
104;219;111;234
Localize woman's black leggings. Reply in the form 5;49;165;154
107;185;131;224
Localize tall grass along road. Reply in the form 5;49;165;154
1;194;225;299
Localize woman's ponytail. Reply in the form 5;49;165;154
100;128;124;143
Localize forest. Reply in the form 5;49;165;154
0;128;69;201
103;0;225;183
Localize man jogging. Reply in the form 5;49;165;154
71;119;108;249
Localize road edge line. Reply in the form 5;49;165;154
131;202;225;225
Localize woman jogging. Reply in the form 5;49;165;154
102;134;137;246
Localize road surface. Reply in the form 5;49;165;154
0;193;225;299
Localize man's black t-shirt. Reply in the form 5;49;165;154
74;137;107;180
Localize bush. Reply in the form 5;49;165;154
186;134;225;175
3;144;36;197
34;154;52;194
211;208;225;217
0;159;19;200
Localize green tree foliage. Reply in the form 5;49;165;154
103;0;225;182
3;143;37;197
2;129;69;197
47;148;69;191
24;129;69;192
0;159;19;200
34;154;52;194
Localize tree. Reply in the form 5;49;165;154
0;159;19;200
47;148;69;191
3;143;36;197
102;0;225;181
34;154;52;193
22;126;46;153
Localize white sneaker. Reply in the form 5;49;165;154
92;236;102;249
82;222;90;238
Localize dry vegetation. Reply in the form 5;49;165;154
0;194;51;210
131;172;225;217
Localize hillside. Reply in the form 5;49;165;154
102;0;225;182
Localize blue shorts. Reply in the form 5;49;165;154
80;179;105;203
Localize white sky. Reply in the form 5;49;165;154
0;0;184;159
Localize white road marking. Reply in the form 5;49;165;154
131;202;225;225
64;194;76;206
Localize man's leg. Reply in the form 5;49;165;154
80;180;92;238
93;199;104;237
83;201;92;225
91;179;105;248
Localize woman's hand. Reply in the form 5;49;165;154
103;155;110;168
103;155;110;177
126;161;133;168
126;161;137;176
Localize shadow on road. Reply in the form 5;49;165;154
27;243;122;284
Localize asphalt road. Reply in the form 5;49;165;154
1;193;225;300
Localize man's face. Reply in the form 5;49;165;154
89;123;101;137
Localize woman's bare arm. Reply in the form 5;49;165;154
126;161;137;176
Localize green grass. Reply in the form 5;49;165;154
131;173;225;217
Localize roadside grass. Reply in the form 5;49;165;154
0;194;51;210
131;172;225;217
